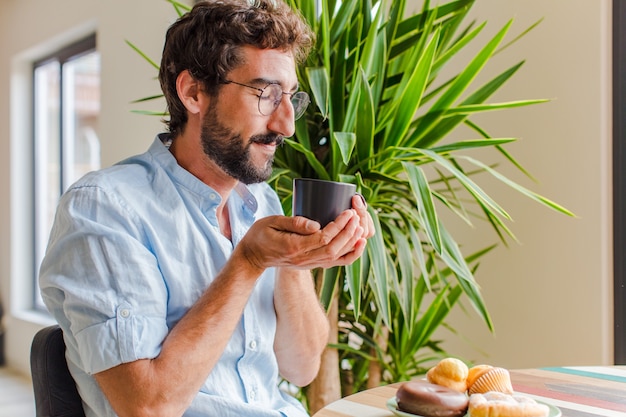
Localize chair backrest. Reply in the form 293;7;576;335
30;325;86;417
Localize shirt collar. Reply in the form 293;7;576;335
152;134;259;216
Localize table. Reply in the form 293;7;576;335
312;366;626;417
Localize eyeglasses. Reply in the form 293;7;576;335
223;79;310;120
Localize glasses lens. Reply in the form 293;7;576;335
258;84;310;120
258;84;283;116
291;92;310;120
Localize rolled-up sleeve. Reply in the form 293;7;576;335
40;182;169;374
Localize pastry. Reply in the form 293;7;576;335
396;380;469;417
467;364;494;387
468;366;514;395
426;358;469;392
468;391;550;417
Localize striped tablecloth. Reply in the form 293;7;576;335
312;366;626;417
511;366;626;416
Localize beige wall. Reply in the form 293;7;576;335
0;0;613;377
434;0;613;368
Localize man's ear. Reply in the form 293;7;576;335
176;70;206;114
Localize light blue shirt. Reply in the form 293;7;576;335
39;134;309;417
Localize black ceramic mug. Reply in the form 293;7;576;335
293;178;356;227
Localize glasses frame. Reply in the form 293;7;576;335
222;79;310;120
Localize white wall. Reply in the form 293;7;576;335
0;0;613;377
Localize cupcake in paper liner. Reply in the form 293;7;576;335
468;367;514;395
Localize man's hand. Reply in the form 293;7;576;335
237;194;375;272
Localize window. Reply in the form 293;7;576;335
33;34;101;310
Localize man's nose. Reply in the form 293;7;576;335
267;96;296;137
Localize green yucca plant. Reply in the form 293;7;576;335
129;0;573;413
267;0;574;411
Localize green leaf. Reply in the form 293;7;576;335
413;20;514;146
319;267;340;311
130;110;168;116
293;114;312;152
412;284;458;348
419;148;511;220
355;68;375;164
130;94;164;104
496;18;543;56
333;132;356;166
439;225;474;283
125;40;159;70
430;138;516;154
436;20;510;111
165;0;191;16
345;251;367;321
409;223;431;293
462;61;526;104
319;0;332;77
464;118;538;182
403;163;442;254
288;0;316;30
367;207;391;327
443;99;549;116
306;67;330;120
389;224;415;330
385;27;439;146
358;0;386;105
283;139;330;180
329;0;358;45
440;239;494;331
460;155;577;217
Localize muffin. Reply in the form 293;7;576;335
468;366;514;395
426;358;469;393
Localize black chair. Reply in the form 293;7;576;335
30;325;86;417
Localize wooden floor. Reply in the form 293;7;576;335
0;367;35;416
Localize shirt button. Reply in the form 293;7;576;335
249;390;256;400
120;309;130;318
249;340;257;350
209;193;218;200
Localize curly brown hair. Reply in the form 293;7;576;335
158;0;314;136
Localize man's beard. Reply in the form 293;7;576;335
200;106;284;185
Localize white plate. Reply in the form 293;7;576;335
386;396;562;417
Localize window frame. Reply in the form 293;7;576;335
31;33;99;311
614;0;626;364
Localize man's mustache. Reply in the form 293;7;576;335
251;134;284;146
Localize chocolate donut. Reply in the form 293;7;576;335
396;381;469;417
